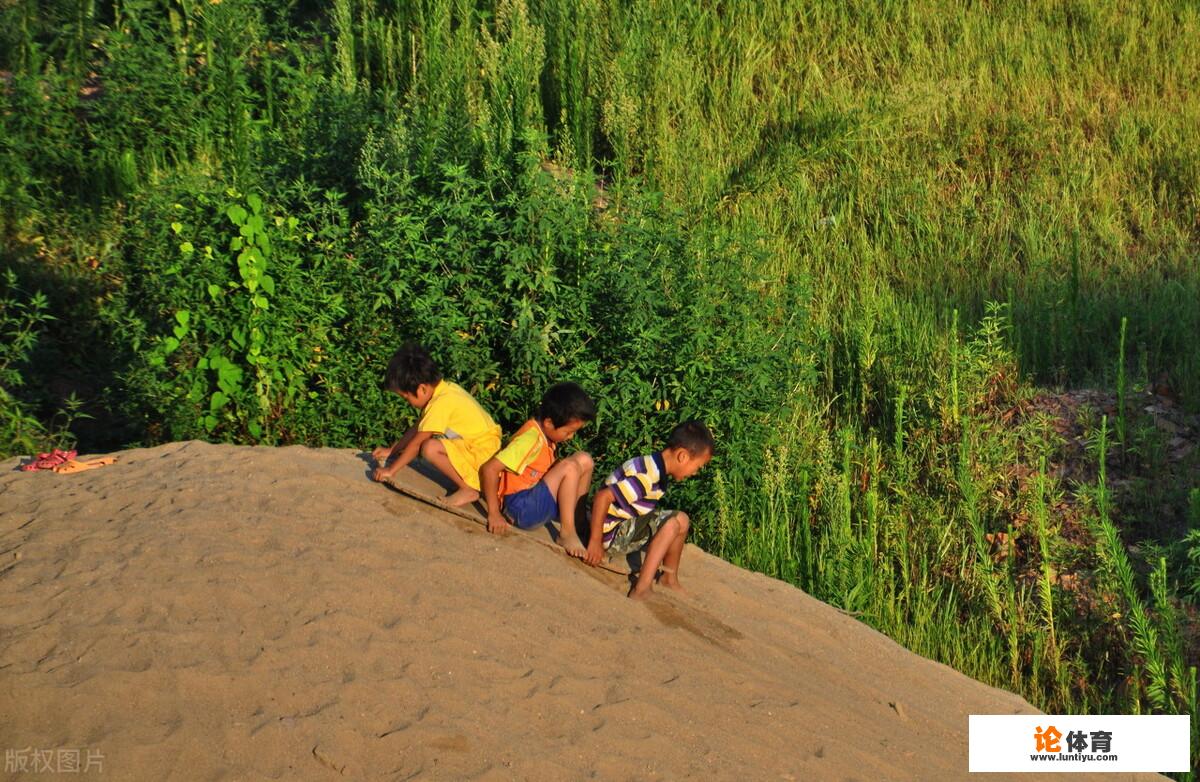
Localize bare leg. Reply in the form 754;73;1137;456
420;438;480;506
629;512;689;599
658;514;689;594
540;452;593;558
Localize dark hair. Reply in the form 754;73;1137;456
385;343;442;393
537;382;597;427
666;420;715;457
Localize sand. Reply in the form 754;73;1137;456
0;441;1170;781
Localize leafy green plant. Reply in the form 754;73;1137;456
1182;490;1200;603
0;269;53;456
0;269;87;457
110;183;349;443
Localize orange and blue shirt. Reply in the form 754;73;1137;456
494;419;556;498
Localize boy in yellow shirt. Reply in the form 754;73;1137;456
478;382;596;557
371;343;501;506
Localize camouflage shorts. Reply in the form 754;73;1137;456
604;509;681;557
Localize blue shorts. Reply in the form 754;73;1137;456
503;482;557;529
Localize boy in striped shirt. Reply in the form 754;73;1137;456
584;420;715;598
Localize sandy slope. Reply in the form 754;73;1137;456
0;442;1169;781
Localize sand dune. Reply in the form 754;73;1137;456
0;442;1168;780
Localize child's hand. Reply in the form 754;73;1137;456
487;514;511;535
372;465;396;483
371;446;391;465
584;540;605;566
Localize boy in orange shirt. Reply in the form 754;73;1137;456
479;382;596;558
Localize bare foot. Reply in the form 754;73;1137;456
445;487;480;507
659;573;687;595
558;532;587;559
627;584;652;600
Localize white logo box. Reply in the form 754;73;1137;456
969;714;1190;773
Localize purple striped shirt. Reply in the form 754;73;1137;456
601;452;668;540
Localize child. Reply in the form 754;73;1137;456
371;343;502;506
479;382;597;557
584;420;714;599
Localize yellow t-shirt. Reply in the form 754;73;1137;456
417;380;502;490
